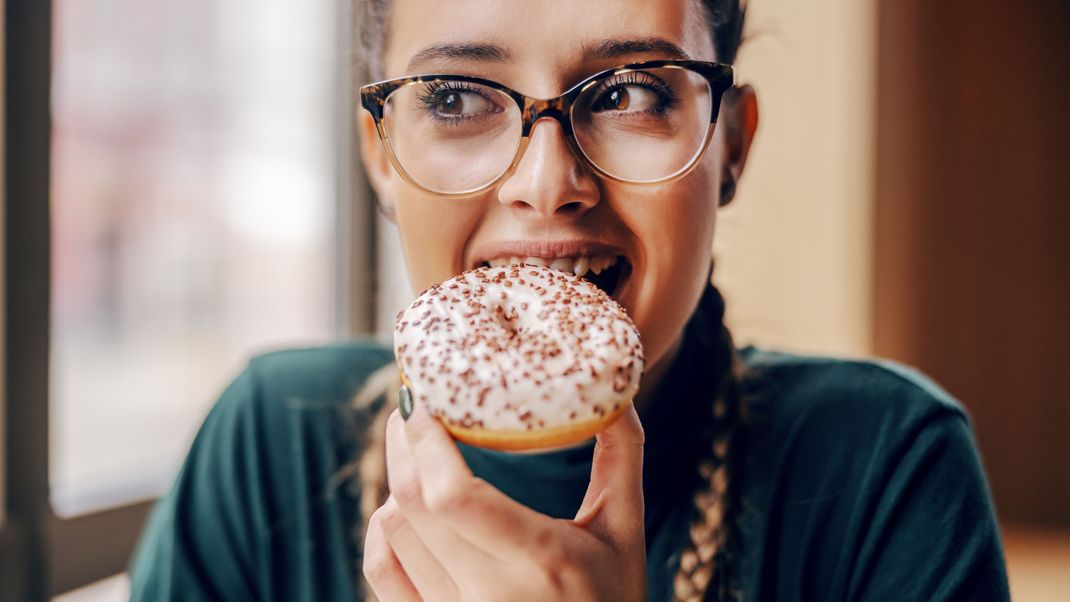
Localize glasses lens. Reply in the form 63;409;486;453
382;80;522;194
572;66;713;182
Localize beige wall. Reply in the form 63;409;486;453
714;0;876;358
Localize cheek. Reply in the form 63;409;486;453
392;190;487;293
617;164;719;367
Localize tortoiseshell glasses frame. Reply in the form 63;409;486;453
359;59;735;198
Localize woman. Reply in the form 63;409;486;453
129;0;1011;600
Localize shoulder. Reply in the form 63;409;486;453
213;339;396;463
246;339;395;404
733;344;981;519
174;337;395;490
738;344;969;446
129;340;395;599
171;338;397;525
195;339;395;443
732;347;1008;599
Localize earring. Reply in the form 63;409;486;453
719;180;736;206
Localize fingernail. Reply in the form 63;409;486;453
398;385;414;420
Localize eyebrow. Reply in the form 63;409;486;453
582;37;691;61
406;43;510;72
404;37;690;74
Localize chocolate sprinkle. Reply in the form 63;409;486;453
394;264;643;432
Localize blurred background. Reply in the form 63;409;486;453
2;0;1067;600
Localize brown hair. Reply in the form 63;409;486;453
350;2;751;600
671;276;749;602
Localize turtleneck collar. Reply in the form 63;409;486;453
457;282;728;519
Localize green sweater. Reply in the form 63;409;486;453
129;302;1009;600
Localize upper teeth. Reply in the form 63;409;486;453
485;255;619;278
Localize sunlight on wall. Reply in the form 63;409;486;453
714;0;876;358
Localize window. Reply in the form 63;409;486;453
49;0;340;517
2;0;374;597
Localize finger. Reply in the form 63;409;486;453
385;409;499;576
375;496;460;602
403;400;567;561
363;506;421;602
575;402;646;546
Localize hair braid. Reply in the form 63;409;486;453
345;362;399;601
671;280;749;602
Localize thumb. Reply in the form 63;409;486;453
574;402;646;546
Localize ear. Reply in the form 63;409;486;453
356;108;397;221
718;84;759;207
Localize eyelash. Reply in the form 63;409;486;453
415;81;496;124
412;70;679;125
593;72;679;113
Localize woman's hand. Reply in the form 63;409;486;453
362;400;648;602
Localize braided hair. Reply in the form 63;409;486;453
670;276;749;602
350;3;751;600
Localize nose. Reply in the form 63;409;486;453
496;117;600;218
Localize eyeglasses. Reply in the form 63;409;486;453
360;60;735;198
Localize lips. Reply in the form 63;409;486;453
471;241;633;299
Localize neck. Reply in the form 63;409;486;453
633;334;684;416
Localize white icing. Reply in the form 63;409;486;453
394;265;644;431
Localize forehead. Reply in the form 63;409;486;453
382;0;714;86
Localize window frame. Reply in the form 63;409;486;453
3;1;55;597
337;1;379;337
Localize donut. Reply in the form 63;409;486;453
393;264;644;451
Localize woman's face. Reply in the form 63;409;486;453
361;0;754;386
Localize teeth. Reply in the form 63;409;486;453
483;254;620;278
573;257;590;277
549;257;573;272
590;255;619;275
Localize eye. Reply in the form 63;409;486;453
419;83;502;120
588;71;678;117
593;85;661;113
435;90;487;116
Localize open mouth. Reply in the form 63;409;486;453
479;255;632;299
